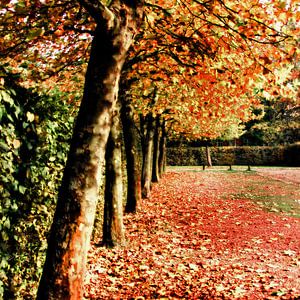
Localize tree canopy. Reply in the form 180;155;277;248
1;0;299;134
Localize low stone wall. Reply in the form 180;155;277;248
167;144;300;166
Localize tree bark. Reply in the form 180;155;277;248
206;145;212;167
158;120;167;176
141;114;155;199
37;2;143;298
120;102;141;213
102;105;125;247
152;115;161;182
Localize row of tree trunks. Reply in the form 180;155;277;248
140;113;167;199
37;0;143;297
35;0;169;295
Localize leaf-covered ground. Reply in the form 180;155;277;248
84;168;300;299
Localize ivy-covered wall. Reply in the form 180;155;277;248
167;144;300;167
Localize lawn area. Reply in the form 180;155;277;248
84;168;300;299
168;166;300;218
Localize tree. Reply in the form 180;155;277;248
140;113;156;198
152;115;163;182
240;61;300;145
120;101;142;213
128;0;298;120
119;0;298;199
36;0;144;298
241;98;300;145
158;119;167;175
102;105;126;247
119;75;142;213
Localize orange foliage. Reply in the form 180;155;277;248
125;0;299;138
1;0;298;137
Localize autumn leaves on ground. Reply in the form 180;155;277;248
84;168;300;299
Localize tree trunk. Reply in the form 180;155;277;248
206;145;212;167
36;2;142;298
158;120;167;176
152;115;161;182
120;102;141;213
102;105;125;247
141;114;155;199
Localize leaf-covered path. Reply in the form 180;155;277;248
84;170;300;299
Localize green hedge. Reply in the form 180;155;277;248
0;78;76;299
167;144;300;167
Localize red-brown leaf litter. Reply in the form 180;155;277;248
84;169;300;299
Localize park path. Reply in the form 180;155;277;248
84;170;300;299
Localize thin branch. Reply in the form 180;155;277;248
124;49;163;70
144;2;172;15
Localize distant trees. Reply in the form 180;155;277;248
240;63;300;146
241;98;300;146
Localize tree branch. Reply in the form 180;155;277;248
77;0;114;26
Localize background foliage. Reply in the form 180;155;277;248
240;98;300;146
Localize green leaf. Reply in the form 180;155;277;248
0;141;9;152
7;114;14;122
18;185;26;194
0;106;5;121
3;217;10;229
11;202;18;211
14;105;22;118
0;90;14;105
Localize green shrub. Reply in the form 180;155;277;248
167;147;206;166
0;80;76;299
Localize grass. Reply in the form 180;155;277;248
231;193;300;218
167;165;300;218
230;176;300;218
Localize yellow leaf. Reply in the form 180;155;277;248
26;111;35;122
